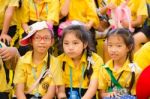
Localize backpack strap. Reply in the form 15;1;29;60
104;67;123;92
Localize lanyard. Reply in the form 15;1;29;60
31;0;48;20
32;64;46;96
69;65;85;97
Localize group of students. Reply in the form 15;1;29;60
0;21;145;99
1;0;150;99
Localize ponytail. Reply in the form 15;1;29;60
84;50;93;80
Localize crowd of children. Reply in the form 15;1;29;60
1;0;150;99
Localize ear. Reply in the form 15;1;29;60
83;42;88;49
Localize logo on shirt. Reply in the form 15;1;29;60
42;82;49;90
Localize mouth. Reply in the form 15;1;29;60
110;54;118;58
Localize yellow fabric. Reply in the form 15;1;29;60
147;0;150;4
98;0;103;8
21;0;59;25
0;0;19;29
0;42;19;92
60;0;100;29
13;51;63;96
10;8;24;47
107;0;123;6
107;0;148;21
58;51;103;88
98;59;141;95
127;0;148;21
134;42;150;70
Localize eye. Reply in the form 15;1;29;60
63;42;69;45
107;44;112;47
73;41;80;45
34;36;40;40
117;44;122;47
44;37;51;40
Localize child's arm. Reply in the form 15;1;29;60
0;6;15;44
57;85;67;99
60;0;70;18
82;79;98;99
16;83;26;99
42;85;55;99
0;47;20;70
100;89;116;98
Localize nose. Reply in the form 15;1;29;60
110;46;117;52
39;38;45;43
68;44;74;51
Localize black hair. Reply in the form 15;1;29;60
106;28;135;94
60;25;94;80
39;48;51;83
106;28;134;63
19;0;22;8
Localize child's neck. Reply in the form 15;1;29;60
72;56;82;67
113;57;126;70
32;52;47;65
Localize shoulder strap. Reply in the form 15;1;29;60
105;67;123;90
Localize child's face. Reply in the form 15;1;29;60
32;29;53;54
63;32;87;59
107;34;129;62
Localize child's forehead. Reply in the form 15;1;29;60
107;34;125;42
35;29;51;36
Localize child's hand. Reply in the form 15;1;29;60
121;20;129;28
0;47;19;61
107;3;116;10
0;34;12;45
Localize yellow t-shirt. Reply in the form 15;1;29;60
60;0;100;29
127;0;148;21
13;51;63;96
21;0;59;25
134;42;150;70
0;42;19;92
97;0;107;8
58;51;103;88
98;59;141;95
147;0;150;4
0;0;19;29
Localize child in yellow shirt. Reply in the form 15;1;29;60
21;0;59;33
58;25;104;99
0;0;19;45
0;42;20;99
13;21;66;99
60;0;99;52
98;28;141;98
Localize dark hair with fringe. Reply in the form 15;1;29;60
106;28;134;63
106;28;135;93
60;25;94;80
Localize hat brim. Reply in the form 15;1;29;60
19;30;36;46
